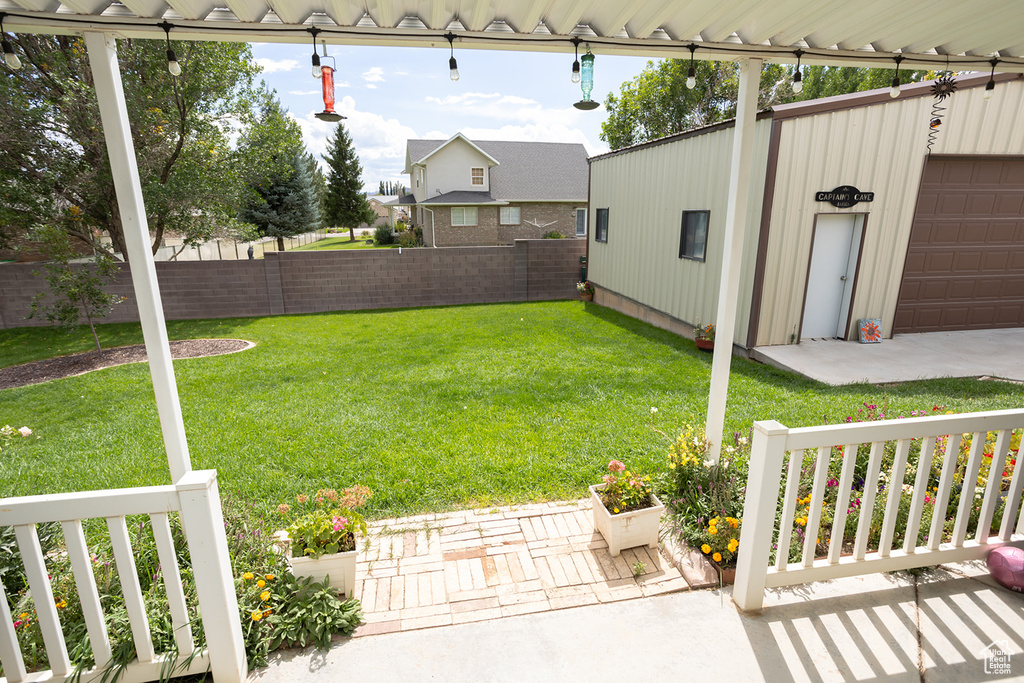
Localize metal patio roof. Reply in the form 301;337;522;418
1;0;1022;73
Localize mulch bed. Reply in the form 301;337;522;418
0;339;252;390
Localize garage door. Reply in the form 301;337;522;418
894;157;1024;333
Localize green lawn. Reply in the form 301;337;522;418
1;302;1020;522
291;235;399;251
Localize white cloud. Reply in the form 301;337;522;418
363;67;385;83
366;84;378;89
290;95;419;190
256;58;299;73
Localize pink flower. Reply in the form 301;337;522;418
331;516;348;532
296;494;308;504
18;426;32;437
276;503;290;515
602;474;615;485
607;460;626;473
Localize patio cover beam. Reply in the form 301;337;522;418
706;57;761;462
84;31;193;483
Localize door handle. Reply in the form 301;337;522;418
840;275;847;281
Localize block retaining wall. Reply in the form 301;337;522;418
0;240;586;329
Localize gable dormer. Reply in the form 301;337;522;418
406;133;500;201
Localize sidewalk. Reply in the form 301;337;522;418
251;503;1024;682
751;328;1024;385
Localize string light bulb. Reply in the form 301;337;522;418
571;37;581;83
445;32;459;82
309;27;321;78
890;55;904;98
0;14;20;70
158;22;180;76
686;44;697;89
984;58;998;100
792;49;803;94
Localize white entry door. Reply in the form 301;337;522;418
801;214;864;339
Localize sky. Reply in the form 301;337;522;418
249;42;654;193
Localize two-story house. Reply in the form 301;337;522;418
394;133;589;247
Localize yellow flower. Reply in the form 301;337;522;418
729;519;739;529
55;599;67;609
708;526;717;535
242;572;254;581
19;612;29;620
613;508;619;513
260;590;270;602
728;539;739;552
265;574;275;581
251;611;263;621
256;579;266;588
701;544;711;554
713;552;722;562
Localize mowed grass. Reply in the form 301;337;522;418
1;302;1021;521
290;235;398;251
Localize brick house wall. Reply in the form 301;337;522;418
427;202;583;247
0;240;586;329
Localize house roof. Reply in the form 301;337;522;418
409;133;500;168
420;191;505;205
407;138;589;202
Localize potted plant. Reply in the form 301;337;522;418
590;459;664;556
277;486;371;597
577;280;595;302
694;322;715;351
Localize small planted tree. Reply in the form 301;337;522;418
28;221;124;351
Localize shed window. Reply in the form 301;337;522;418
471;168;484;185
500;206;520;225
451;207;478;226
679;210;709;261
595;208;609;243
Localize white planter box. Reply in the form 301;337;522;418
288;549;358;598
590;484;665;556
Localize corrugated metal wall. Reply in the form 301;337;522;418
757;78;1024;346
589;119;772;344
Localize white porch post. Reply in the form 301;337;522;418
84;32;192;482
706;57;762;462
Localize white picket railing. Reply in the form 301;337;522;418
734;408;1024;612
0;470;245;683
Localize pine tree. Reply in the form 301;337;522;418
323;123;374;241
240;152;321;251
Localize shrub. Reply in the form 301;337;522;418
542;230;565;239
373;225;394;245
398;231;419;248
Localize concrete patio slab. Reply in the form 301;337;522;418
251;562;1024;682
751;328;1024;386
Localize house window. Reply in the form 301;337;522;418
500;206;520;225
575;208;587;236
595;208;609;243
679;210;709;261
451;207;478;226
471;168;484;186
415;168;421;188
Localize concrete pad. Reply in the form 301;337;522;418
752;328;1024;385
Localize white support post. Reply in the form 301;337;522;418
176;471;247;682
733;419;789;613
706;57;762;461
84;32;192;482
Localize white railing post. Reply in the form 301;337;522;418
176;471;246;682
734;419;790;612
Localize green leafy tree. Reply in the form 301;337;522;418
0;35;262;258
788;65;932;102
377;180;406;196
601;61;933;151
323;123;375;241
27;222;124;351
239;152;322;252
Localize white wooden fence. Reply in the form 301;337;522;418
0;470;245;683
734;408;1024;611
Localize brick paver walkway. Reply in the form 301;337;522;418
352;500;706;637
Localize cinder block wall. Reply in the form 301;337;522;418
0;240;585;329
